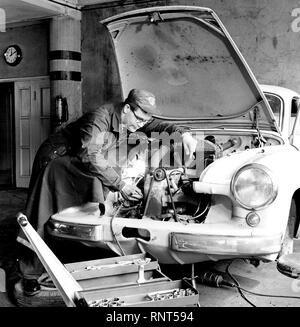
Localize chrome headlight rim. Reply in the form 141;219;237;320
231;163;278;210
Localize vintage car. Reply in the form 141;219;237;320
47;6;300;265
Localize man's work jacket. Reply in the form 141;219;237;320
60;102;188;192
18;102;188;245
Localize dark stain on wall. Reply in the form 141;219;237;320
272;36;278;49
174;55;233;65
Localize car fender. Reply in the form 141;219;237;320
194;144;300;235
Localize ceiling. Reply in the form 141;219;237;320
1;0;82;25
1;0;126;27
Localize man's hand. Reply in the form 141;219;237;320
182;132;198;167
120;184;143;202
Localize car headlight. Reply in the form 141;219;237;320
231;164;277;210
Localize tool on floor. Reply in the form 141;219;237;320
17;212;88;307
197;271;234;288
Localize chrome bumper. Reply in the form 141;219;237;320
47;218;282;257
47;220;103;241
170;232;282;255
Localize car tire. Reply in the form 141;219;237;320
279;198;297;257
14;280;65;307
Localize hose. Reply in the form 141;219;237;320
162;168;179;222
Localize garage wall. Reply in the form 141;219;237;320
179;0;300;91
0;21;49;79
82;0;300;111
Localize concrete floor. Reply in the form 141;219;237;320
195;255;300;307
0;188;299;307
0;189;27;306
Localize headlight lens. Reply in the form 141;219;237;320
231;164;277;209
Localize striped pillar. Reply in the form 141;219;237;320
50;16;81;130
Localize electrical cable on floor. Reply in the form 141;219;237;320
197;259;300;306
225;259;300;303
232;284;300;300
225;260;256;307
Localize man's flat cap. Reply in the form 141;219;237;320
125;89;161;115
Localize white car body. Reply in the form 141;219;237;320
261;84;300;148
47;6;300;264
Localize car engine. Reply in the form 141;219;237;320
108;132;281;224
110;137;221;224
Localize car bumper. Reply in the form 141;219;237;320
47;219;104;241
169;232;282;255
47;217;282;257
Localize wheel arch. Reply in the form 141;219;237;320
292;189;300;238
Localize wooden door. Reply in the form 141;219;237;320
15;78;50;188
0;83;14;186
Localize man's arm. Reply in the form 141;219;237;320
139;118;197;167
77;108;125;191
139;117;190;136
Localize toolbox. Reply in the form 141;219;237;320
65;253;199;307
17;214;200;307
65;253;170;289
78;278;199;307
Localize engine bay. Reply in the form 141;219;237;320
107;130;281;224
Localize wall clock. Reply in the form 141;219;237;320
3;45;22;66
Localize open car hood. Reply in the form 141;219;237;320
102;6;279;132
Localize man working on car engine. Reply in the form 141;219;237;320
16;88;197;297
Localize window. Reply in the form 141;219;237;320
264;93;283;129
